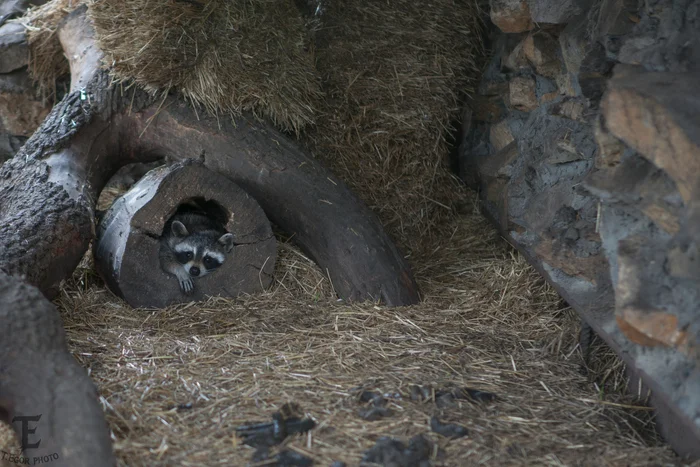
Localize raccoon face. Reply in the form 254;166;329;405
170;221;234;278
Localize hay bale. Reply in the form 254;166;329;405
88;0;322;134
307;0;484;253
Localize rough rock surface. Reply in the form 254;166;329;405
461;0;700;458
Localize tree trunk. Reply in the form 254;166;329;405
0;270;115;467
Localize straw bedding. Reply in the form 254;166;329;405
0;0;688;465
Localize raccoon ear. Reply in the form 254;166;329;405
218;233;234;253
171;220;189;238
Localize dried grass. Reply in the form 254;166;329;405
87;0;322;135
0;0;689;465
0;194;683;466
306;0;485;254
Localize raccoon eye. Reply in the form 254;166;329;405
203;256;222;269
175;251;194;264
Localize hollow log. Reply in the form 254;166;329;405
0;270;115;467
94;160;276;308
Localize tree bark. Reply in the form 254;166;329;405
0;270;115;467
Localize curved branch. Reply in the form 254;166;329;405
122;102;421;305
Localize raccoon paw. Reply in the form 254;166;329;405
179;277;194;295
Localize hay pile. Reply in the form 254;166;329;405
88;0;322;134
0;0;685;465
306;1;484;254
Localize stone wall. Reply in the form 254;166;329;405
460;0;700;458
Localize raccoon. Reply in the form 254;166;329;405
159;204;234;295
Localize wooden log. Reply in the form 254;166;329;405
94;160;276;308
121;101;420;306
0;270;115;467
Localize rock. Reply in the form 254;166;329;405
535;75;558;99
618;36;658;66
667;244;700;281
480;141;519;179
508;75;537;111
357;406;393;421
611;0;700;72
490;0;533;33
0;69;48;152
470;94;505;123
362;435;434;467
489;120;516;151
430;416;469;439
593;116;626;168
503;39;529;72
615;236;690;349
642;204;681;235
522;32;561;78
555;72;579;97
534;235;606;284
559;15;613;101
596;0;639;37
0;22;27;73
540;90;559;103
0;89;50;136
527;0;594;25
601;66;700;203
584;153;683;236
551;98;586;121
616;306;690;349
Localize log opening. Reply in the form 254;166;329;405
94;160;277;308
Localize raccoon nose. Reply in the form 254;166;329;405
189;266;201;277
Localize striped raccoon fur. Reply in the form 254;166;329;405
159;202;234;295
